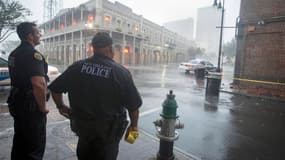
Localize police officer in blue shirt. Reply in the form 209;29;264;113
7;22;49;160
48;32;142;160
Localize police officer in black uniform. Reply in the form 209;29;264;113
7;22;49;160
48;32;142;160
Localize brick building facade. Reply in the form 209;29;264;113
234;0;285;98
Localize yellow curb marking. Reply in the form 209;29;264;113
233;78;285;86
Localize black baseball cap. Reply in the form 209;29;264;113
92;32;113;48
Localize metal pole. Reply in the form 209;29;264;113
205;0;224;104
217;0;225;72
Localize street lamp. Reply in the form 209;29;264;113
213;0;225;72
204;0;225;105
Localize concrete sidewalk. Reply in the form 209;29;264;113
46;121;199;160
0;120;198;160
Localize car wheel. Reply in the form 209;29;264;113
205;70;209;75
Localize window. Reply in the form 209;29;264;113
105;16;111;25
135;26;139;32
117;19;121;26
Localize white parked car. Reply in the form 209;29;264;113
47;65;61;82
0;56;60;86
178;59;217;73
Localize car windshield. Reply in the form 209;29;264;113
189;60;199;64
0;56;8;67
207;62;213;66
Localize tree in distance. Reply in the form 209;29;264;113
0;0;31;43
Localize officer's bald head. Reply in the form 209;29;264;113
92;32;114;58
92;32;113;49
17;22;37;41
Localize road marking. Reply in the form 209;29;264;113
48;119;69;126
140;107;161;117
0;113;9;116
0;108;160;138
0;107;160;137
0;128;13;137
66;141;77;153
0;103;8;107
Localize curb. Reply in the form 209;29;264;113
220;88;285;102
139;129;201;160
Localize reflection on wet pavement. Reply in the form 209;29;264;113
128;64;285;160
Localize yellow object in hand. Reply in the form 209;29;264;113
125;131;139;144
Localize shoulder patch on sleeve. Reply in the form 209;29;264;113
34;52;43;61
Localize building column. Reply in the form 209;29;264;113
132;36;136;65
65;13;69;65
139;40;143;65
122;34;125;65
80;30;83;60
71;32;74;63
138;16;143;65
52;36;55;64
71;9;76;62
64;34;67;66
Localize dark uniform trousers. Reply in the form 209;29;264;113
11;101;47;160
73;116;128;160
77;135;119;160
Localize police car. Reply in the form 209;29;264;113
0;55;10;86
0;55;60;86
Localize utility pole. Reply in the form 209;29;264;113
43;0;63;22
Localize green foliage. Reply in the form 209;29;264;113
0;0;31;43
223;38;236;58
1;40;20;53
196;47;205;55
187;46;206;59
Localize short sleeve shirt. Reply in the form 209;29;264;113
48;54;142;120
8;41;48;89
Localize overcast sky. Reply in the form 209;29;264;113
18;0;241;41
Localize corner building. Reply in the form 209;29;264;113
40;0;190;66
234;0;285;97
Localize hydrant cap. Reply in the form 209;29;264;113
161;90;178;119
167;90;175;99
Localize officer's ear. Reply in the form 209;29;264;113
26;32;34;41
109;45;113;53
108;45;114;59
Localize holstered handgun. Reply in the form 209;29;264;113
7;87;19;117
70;113;79;135
46;89;50;102
107;113;129;143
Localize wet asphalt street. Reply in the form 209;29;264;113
0;63;285;160
127;64;285;160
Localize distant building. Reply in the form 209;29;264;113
195;6;221;60
164;18;194;40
